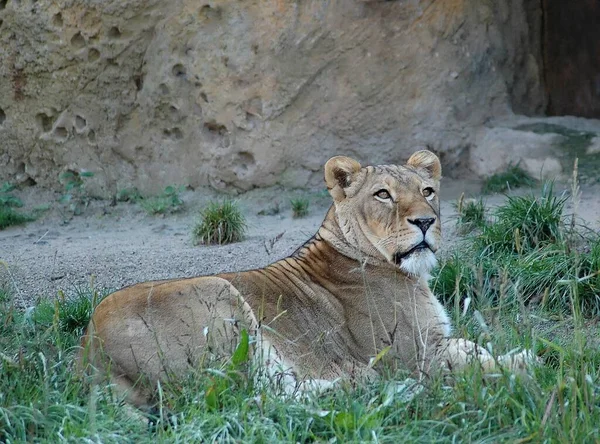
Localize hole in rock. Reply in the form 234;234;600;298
0;0;7;10
70;32;85;49
200;4;222;20
0;108;5;125
52;12;62;27
172;63;186;78
133;74;143;91
159;83;170;95
23;177;37;187
88;48;100;62
35;113;54;132
87;130;96;143
200;92;208;103
237;151;255;169
204;120;227;136
54;126;68;140
75;115;87;130
107;26;121;39
163;128;184;140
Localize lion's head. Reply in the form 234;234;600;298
324;150;442;276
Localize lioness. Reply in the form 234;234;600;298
80;150;530;411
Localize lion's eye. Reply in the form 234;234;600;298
422;187;435;201
374;189;392;201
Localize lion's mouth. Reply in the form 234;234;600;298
393;241;432;264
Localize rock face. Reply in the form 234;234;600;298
0;0;544;195
470;128;564;179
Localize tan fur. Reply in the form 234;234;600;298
80;151;530;410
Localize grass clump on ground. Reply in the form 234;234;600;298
482;164;536;194
193;200;247;245
59;170;95;216
116;187;142;203
140;185;184;215
453;194;485;233
434;181;600;317
290;197;310;218
0;182;34;230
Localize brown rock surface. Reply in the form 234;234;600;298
0;0;544;195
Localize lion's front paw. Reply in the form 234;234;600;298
497;349;540;373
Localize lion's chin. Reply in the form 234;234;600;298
395;249;437;277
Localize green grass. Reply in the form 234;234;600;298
116;187;142;203
0;182;34;230
454;195;486;232
434;182;600;317
290;197;310;218
140;185;184;215
476;182;566;255
192;200;247;245
1;282;599;442
59;170;94;216
482;164;537;194
0;206;34;230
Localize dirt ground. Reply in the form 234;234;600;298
1;179;599;308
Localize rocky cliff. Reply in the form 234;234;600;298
0;0;544;195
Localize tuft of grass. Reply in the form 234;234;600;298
482;164;536;194
0;207;34;230
0;182;34;230
116;187;142;203
140;185;184;215
193;200;247;245
290;197;309;218
476;183;566;255
59;170;94;216
434;181;600;317
454;194;486;232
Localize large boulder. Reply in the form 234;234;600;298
0;0;544;195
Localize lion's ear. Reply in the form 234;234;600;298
407;150;441;181
324;156;362;201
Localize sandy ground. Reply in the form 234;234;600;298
1;179;599;308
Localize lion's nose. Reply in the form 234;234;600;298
408;217;435;234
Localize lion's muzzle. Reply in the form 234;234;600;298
393;240;432;264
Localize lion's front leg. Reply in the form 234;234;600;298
428;338;535;375
430;338;496;373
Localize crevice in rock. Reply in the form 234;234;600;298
133;74;143;91
0;108;5;125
